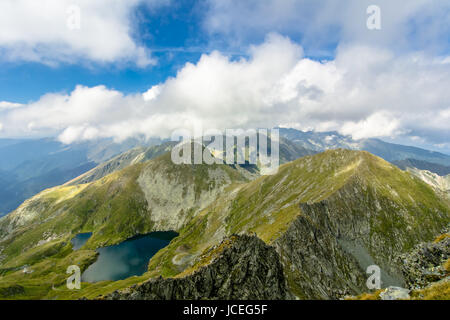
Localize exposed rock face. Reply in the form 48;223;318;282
350;230;450;300
406;167;450;199
137;162;239;231
105;235;293;300
67;142;177;186
379;286;411;300
274;214;367;299
399;233;449;289
273;174;448;299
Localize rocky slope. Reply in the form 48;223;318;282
104;235;292;300
350;229;449;300
66;142;177;186
0;149;448;300
141;150;450;300
0;151;248;265
399;231;449;290
405;167;450;198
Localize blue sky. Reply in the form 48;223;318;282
0;0;341;104
0;0;207;102
0;0;449;153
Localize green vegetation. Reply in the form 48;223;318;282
144;150;450;297
0;149;448;299
350;281;450;301
0;150;249;298
411;281;450;300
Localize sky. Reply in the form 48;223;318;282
0;0;449;153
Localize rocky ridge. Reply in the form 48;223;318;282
399;228;449;290
104;235;293;300
0;149;448;300
351;227;450;300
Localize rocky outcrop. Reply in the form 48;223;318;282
67;142;177;186
398;232;449;289
137;160;242;231
273;174;448;299
379;286;411;300
350;230;450;300
274;214;368;299
104;235;293;300
406;167;450;198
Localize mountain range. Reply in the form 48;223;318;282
0;137;163;217
0;140;448;299
279;128;450;167
1;128;449;219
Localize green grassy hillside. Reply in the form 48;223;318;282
144;150;450;298
0;149;448;299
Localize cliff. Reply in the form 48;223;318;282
104;235;293;300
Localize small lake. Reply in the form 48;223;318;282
81;231;178;283
71;232;92;250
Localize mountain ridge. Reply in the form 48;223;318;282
0;149;448;299
140;149;450;299
279;128;450;166
1;128;448;217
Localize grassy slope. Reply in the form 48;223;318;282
146;150;450;288
0;152;248;299
0;149;448;299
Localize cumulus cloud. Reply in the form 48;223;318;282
204;0;450;55
143;85;162;101
0;101;23;110
340;112;403;140
0;0;168;66
0;34;449;149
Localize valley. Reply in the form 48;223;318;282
0;145;448;300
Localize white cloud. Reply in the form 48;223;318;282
204;0;450;55
340;112;403;140
0;34;449;148
0;101;23;109
143;85;162;101
0;0;168;66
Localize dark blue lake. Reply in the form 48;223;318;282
71;232;92;250
81;231;178;283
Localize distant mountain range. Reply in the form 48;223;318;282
0;128;449;217
392;159;450;176
0;137;162;216
278;128;450;167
